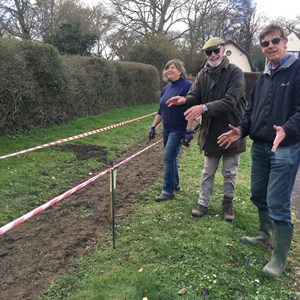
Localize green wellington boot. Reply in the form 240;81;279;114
262;224;293;278
241;210;274;247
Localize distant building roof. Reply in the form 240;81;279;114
224;39;257;72
287;32;300;52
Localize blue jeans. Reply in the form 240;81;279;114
162;129;185;195
251;141;300;227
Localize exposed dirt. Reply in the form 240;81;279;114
1;139;300;300
0;139;164;300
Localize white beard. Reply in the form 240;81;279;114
207;57;222;68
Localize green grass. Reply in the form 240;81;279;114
0;103;158;226
1;104;299;299
44;141;299;299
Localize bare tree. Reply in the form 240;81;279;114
109;0;189;37
88;2;116;58
105;27;138;60
34;0;62;43
223;0;262;53
181;0;263;55
180;0;237;54
269;16;300;36
33;0;99;54
0;0;37;39
0;0;284;65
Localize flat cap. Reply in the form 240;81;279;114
202;37;225;51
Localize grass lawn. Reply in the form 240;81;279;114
1;104;299;299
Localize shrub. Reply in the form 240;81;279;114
244;72;260;101
0;37;160;136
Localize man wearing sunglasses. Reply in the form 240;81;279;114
166;36;246;222
218;24;300;278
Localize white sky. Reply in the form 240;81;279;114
255;0;299;19
82;0;299;20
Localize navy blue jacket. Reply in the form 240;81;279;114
158;77;192;131
239;55;300;146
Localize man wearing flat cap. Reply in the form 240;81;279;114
166;36;246;221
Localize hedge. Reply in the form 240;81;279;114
0;38;160;135
0;37;259;136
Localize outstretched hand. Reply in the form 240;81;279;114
217;124;241;149
166;96;186;107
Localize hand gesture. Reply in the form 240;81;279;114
217;124;241;149
184;105;204;121
166;96;186;107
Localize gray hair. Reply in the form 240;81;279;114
163;59;187;82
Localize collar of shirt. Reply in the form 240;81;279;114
268;54;291;73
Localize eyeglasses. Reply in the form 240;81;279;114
260;37;283;48
204;48;221;56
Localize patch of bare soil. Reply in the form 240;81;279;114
0;139;163;300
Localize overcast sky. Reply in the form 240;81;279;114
82;0;299;20
255;0;299;19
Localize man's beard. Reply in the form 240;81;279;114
207;57;222;68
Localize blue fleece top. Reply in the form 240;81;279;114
158;77;192;131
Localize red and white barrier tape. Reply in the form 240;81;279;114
0;112;156;160
0;139;162;235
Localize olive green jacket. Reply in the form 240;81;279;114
186;57;247;156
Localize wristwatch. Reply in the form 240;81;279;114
202;104;208;113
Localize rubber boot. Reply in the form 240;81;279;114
262;224;293;278
241;210;274;247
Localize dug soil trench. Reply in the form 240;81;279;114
1;138;299;300
0;139;163;300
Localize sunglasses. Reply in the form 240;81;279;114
204;48;221;56
260;37;283;48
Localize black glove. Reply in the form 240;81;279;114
149;126;156;140
182;129;194;147
185;129;194;142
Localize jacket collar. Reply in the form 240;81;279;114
263;54;298;76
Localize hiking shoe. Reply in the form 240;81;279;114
175;186;181;192
191;204;208;217
155;193;175;202
223;202;234;222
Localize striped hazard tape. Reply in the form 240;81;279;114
0;112;156;160
0;139;162;235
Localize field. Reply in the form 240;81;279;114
0;104;299;300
